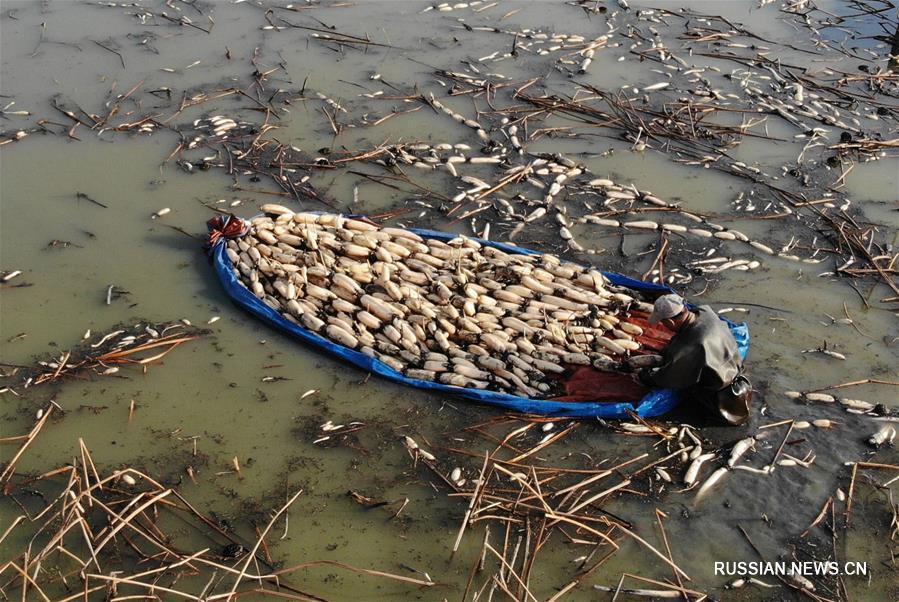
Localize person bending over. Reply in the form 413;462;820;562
639;294;752;425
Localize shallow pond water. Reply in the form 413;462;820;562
2;1;897;600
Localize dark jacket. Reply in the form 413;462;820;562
644;306;741;392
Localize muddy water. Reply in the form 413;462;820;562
1;1;897;600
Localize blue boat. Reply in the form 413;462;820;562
209;217;749;419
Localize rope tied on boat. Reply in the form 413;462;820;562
206;214;250;249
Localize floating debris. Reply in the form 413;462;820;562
2;321;204;391
0;433;432;599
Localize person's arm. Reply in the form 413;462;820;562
641;341;705;390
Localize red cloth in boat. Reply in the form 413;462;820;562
552;312;675;403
